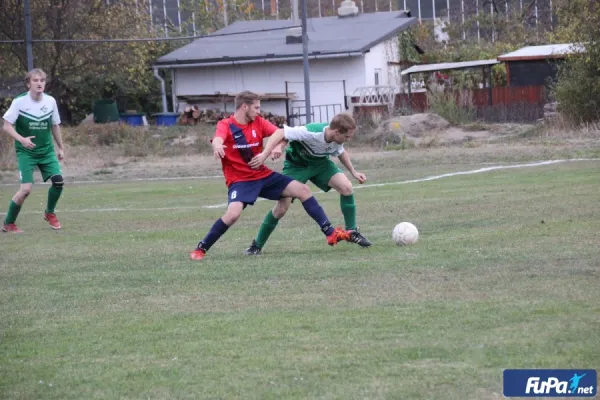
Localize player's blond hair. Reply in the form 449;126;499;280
235;91;260;109
25;68;47;84
329;112;356;134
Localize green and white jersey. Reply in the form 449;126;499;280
284;122;345;166
2;92;61;156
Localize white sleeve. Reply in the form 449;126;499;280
283;125;315;141
334;145;345;157
2;99;20;124
51;97;61;125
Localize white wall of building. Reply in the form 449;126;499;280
173;56;367;123
171;39;409;123
362;37;403;91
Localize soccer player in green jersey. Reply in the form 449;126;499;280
244;112;372;254
2;68;65;233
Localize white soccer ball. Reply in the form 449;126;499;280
392;222;419;246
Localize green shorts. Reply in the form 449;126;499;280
16;151;62;184
283;158;343;192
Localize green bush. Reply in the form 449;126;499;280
551;0;600;124
554;52;600;124
426;90;476;125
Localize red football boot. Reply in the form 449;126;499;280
44;213;61;230
190;248;206;260
326;227;352;246
2;223;23;233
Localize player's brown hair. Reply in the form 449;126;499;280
329;112;356;134
25;68;47;84
235;91;260;109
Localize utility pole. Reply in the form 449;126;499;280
301;0;311;123
24;0;34;70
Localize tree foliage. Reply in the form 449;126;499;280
550;0;600;123
0;0;174;123
178;0;268;35
397;0;599;123
397;0;552;89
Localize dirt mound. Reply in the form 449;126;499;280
358;113;496;147
358;113;450;145
386;113;451;137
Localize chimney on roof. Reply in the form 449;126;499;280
338;0;359;17
286;26;303;44
285;0;302;45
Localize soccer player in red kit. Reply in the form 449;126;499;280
190;91;351;260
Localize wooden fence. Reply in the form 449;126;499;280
352;85;547;123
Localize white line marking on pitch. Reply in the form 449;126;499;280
0;158;597;215
0;175;223;186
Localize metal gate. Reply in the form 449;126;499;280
284;80;347;126
288;102;344;126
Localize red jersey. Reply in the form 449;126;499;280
213;115;279;186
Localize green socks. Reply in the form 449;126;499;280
255;194;356;248
4;201;22;225
3;184;63;225
45;185;63;214
255;210;280;248
340;194;357;230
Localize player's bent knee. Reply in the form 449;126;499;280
337;184;353;196
222;212;241;226
19;185;32;197
222;203;244;225
273;201;291;219
50;174;64;188
282;181;312;201
329;174;353;196
272;208;288;219
295;183;312;201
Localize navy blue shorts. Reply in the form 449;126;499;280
227;172;294;206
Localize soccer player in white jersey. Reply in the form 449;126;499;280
244;112;372;254
2;68;65;233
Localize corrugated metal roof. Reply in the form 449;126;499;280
497;43;584;61
400;59;500;75
155;11;417;66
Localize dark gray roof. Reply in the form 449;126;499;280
155;11;417;66
401;59;500;75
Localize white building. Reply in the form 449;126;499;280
154;2;416;125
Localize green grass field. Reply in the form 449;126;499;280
1;158;599;399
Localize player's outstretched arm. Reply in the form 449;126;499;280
338;151;366;184
212;136;227;159
271;139;289;160
248;129;285;169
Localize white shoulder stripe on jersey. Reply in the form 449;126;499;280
18;110;54;122
296;141;332;157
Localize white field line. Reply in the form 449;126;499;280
0;158;597;216
0;175;223;186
